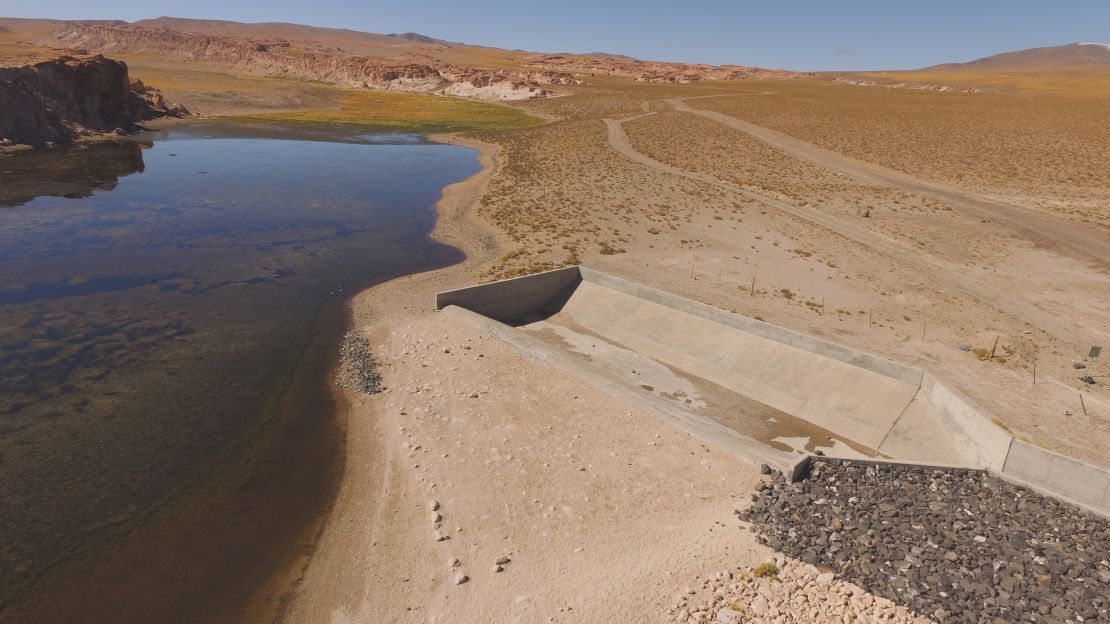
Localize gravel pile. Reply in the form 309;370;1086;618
741;460;1110;623
335;331;383;394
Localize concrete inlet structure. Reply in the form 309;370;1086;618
437;266;1110;517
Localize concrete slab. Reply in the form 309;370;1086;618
877;393;965;464
540;280;950;456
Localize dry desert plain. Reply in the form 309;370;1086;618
4;18;1109;620
275;76;1109;621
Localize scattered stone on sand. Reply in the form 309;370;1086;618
335;331;383;394
454;572;469;585
740;459;1110;623
493;565;504;573
495;555;511;566
667;559;926;623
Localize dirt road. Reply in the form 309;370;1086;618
669;95;1110;272
602;99;1109;347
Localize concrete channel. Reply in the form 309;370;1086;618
436;266;1110;517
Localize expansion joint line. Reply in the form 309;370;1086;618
875;386;922;453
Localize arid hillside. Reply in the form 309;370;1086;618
0;17;806;112
928;41;1110;70
50;22;577;102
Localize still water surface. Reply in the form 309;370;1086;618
0;125;478;619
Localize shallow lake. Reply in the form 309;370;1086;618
0;124;479;619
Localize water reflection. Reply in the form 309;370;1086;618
0;140;148;208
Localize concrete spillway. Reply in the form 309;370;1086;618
524;279;963;463
437;266;1110;516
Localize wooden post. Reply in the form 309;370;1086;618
750;276;755;296
1080;393;1088;416
989;335;1000;360
869;309;873;328
821;297;825;316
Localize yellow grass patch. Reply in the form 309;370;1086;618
231;89;541;133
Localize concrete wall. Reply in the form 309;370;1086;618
579;267;924;385
435;266;580;322
1002;441;1110;515
919;372;1013;471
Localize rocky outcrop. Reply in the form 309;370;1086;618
523;54;811;83
0;53;187;148
439;67;580;101
53;23;578;101
832;77;980;93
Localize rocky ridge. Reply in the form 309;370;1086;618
0;52;187;148
53;23;579;101
523;53;811;83
833;77;980;93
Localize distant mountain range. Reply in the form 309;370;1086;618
4;15;1108;76
386;32;457;46
927;42;1110;70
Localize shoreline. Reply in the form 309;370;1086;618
281;131;507;619
250;132;503;622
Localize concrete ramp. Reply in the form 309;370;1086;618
542;280;957;460
436;266;1110;517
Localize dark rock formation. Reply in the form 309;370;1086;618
0;54;187;148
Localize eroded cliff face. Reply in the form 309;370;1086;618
53;23;579;101
0;53;187;148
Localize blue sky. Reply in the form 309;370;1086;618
5;1;1108;70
